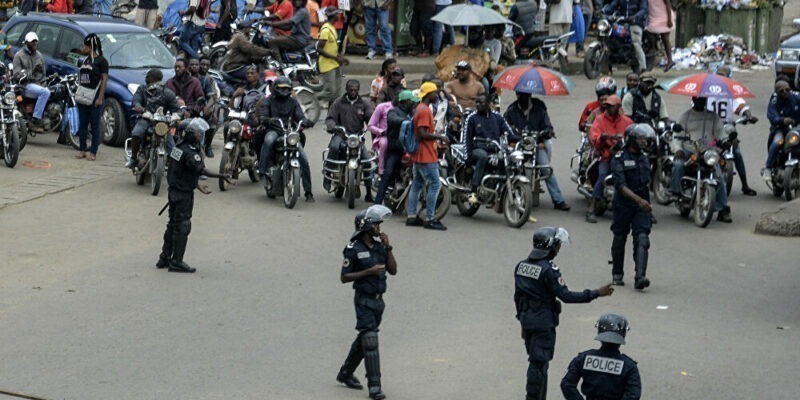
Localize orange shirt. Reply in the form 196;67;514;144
269;0;294;35
413;103;437;164
307;0;320;38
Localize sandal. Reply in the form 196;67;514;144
87;153;96;161
76;152;86;159
663;61;675;72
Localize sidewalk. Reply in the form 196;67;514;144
342;53;587;77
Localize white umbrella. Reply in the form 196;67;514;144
431;4;521;46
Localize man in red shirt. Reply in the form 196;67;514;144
586;95;632;223
267;0;295;36
579;77;617;133
406;82;448;230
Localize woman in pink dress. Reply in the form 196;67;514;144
368;101;394;175
646;0;675;72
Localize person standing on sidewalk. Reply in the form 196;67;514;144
363;0;393;60
317;7;348;106
575;0;593;57
432;0;454;56
646;0;674;72
135;0;159;30
548;0;572;54
410;0;435;57
75;34;108;161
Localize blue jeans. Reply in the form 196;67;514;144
408;162;441;220
364;7;393;54
766;132;784;169
575;13;591;52
592;160;610;199
179;22;204;59
374;150;403;205
24;83;50;120
432;4;455;54
78;102;103;154
671;159;728;210
537;139;565;204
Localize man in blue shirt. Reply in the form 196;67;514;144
764;77;800;180
603;0;648;72
463;93;517;201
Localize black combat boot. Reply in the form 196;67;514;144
611;235;627;285
633;233;650;290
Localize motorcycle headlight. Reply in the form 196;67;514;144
786;131;800;147
229;119;242;135
128;83;140;95
522;136;536;151
597;19;610;33
511;150;525;162
3;92;15;105
155;122;168;136
346;135;360;149
703;149;720;166
286;131;300;146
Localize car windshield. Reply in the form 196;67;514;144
100;32;174;69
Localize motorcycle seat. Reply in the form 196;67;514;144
525;35;559;49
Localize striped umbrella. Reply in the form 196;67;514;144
493;65;574;95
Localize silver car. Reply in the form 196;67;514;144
775;18;800;86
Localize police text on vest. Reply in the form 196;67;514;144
583;355;623;375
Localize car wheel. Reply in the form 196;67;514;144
102;98;128;147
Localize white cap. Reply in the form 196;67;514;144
24;32;39;43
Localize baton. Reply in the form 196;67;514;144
158;202;169;216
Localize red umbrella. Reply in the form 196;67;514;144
659;73;754;98
493;65;574;96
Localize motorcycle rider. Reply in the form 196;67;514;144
671;96;732;223
229;65;266;114
617;72;639;99
622;73;669;125
194;56;221;158
166;59;206;120
221;20;273;81
12;32;50;131
764;78;800;182
609;124;655;289
707;65;758;196
587;95;632;223
373;90;420;205
158;118;228;273
464;93;518;203
514;226;614;400
560;313;642;400
505;91;571;211
256;76;315;201
324;80;375;202
266;0;312;58
444;61;486;118
125;69;181;169
580;77;617;133
602;0;648;73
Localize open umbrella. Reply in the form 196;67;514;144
493;65;574;96
658;73;755;98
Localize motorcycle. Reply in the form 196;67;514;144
514;31;574;73
764;126;800;201
12;71;79;151
719;117;752;196
218;104;260;191
445;136;534;228
372;152;451;221
584;15;646;79
255;30;324;92
0;72;21;168
671;140;724;228
264;119;305;208
649;120;682;205
124;107;181;196
570;133;621;217
516;128;552;207
155;25;180;56
323;126;377;209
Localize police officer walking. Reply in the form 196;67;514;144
560;313;642;400
157;118;228;273
609;124;656;289
514;227;614;400
337;205;397;400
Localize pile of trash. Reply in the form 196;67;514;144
668;34;774;70
697;0;760;11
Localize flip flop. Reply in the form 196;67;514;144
663;61;675;72
87;153;96;161
75;152;86;159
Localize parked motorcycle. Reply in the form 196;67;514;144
323;126;377;209
11;71;79;151
124;107;181;196
445;136;534;228
570;133;620;216
671;140;724;228
155;25;180;56
264;119;305;208
372;153;451;221
0;73;20;168
764;127;800;201
515;31;574;73
584;15;646;79
218;105;259;191
516;128;551;207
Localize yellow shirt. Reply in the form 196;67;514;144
318;22;340;73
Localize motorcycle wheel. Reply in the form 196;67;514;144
693;182;715;228
67;118;80;150
297;70;325;92
3;125;20;168
583;45;603;80
135;153;146;185
18;121;28;151
725;164;734;196
504;182;533;228
347;169;357;209
653;160;673;205
415;183;452;221
219;150;234;191
784;166;799;201
151;153;165;196
557;54;568;74
455;191;479;217
530;175;541;208
284;167;301;209
208;47;227;70
294;88;321;125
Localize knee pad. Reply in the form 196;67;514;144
177;220;191;236
361;330;379;352
635;233;650;250
612;235;627;250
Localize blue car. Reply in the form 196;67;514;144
2;13;176;146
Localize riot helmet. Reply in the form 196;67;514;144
273;76;293;99
595;77;617;97
351;205;391;241
594;313;630;345
624;123;656;151
181;118;210;143
530;226;570;260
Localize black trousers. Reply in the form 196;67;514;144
161;190;194;263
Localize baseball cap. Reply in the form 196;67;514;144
323;6;341;16
414;82;438;99
24;32;39;43
397;90;420;103
456;60;471;70
640;72;657;83
604;94;622;106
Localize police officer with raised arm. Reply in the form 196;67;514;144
514;227;614;400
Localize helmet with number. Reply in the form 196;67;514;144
530;226;571;260
595;77;618;97
594;313;630;345
181;118;210;142
273;76;293;99
624;123;656;150
351;205;392;241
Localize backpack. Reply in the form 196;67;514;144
399;117;419;154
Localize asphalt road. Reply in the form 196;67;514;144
0;67;797;400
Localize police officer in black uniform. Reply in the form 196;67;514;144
157;118;228;273
515;227;614;400
560;313;642;400
609;124;656;289
337;205;396;400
